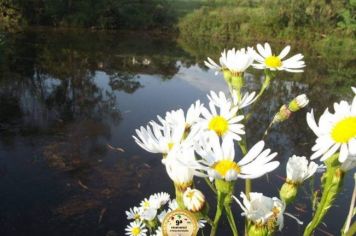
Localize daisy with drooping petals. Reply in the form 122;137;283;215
164;101;204;137
200;91;245;141
253;43;305;73
125;221;147;236
126;207;143;221
164;145;204;190
286;155;319;184
307;97;356;163
231;89;258;109
224;47;255;76
193;134;279;181
233;192;285;231
204;49;228;75
133;118;185;156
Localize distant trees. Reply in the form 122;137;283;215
0;0;177;30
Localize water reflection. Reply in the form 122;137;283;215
0;29;354;235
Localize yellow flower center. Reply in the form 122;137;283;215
143;201;150;208
265;55;282;68
132;227;141;236
331;117;356;143
168;142;174;150
209;116;229;136
134;214;140;220
212;160;240;177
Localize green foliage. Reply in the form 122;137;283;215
178;0;355;42
0;0;178;30
0;0;24;31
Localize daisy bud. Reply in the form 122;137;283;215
273;105;292;123
279;182;298;205
183;188;206;212
288;94;309;112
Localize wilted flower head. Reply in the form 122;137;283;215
233;192;285;231
224;47;255;76
183;188;206;212
286;155;319;184
164;145;198;191
253;43;305;73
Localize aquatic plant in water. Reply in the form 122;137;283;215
126;43;356;236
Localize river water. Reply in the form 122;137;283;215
0;29;354;235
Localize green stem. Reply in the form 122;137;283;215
210;191;225;236
341;174;356;235
246;72;272;121
174;183;185;209
224;200;239;236
346;222;356;236
204;177;217;194
303;154;344;236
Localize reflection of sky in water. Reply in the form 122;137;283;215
0;31;354;236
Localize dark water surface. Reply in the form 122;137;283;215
0;29;354;236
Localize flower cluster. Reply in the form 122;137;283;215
128;42;355;236
125;192;174;236
125;191;207;236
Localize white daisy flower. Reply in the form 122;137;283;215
233;192;285;231
151;192;170;207
183;188;206;212
125;221;147;236
194;134;279;181
140;196;160;210
200;91;244;141
253;43;305;73
125;207;143;221
286;155;319;184
224;47;255;76
307;97;356;163
352;87;356;94
204;49;228;75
